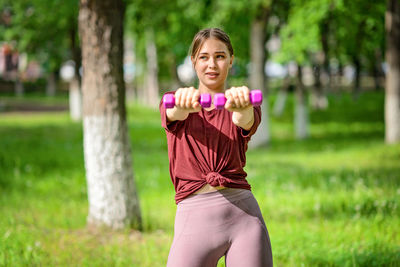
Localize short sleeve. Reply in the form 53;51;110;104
159;91;182;132
240;106;262;138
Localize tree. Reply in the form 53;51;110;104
248;2;273;148
78;0;142;229
294;64;309;139
144;27;159;108
275;0;322;140
0;0;65;95
332;0;385;96
0;0;83;119
209;0;278;148
126;0;214;104
385;0;400;144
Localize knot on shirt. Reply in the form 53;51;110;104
205;172;226;187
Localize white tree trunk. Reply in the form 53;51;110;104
295;96;309;139
248;19;270;148
69;77;82;121
310;64;328;110
273;90;288;117
295;66;309;139
79;0;142;229
15;78;24;97
385;0;400;143
46;72;57;97
84;114;140;229
145;28;159;108
310;90;328;110
273;77;291;117
249;100;270;149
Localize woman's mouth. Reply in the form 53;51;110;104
205;72;219;79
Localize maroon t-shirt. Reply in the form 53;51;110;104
160;92;261;204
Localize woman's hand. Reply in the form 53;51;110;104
166;87;201;122
224;86;252;112
174;87;202;112
225;86;254;130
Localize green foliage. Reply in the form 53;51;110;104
0;0;79;72
276;0;332;63
0;91;399;266
275;0;385;67
125;0;210;82
331;0;385;65
124;0;280;84
0;0;387;85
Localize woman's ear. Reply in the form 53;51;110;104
229;55;234;68
191;56;196;68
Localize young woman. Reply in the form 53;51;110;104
160;28;273;267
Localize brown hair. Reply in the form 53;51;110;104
190;28;234;65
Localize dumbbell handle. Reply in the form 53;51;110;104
163;90;263;109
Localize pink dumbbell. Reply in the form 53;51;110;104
163;90;263;109
163;93;212;109
214;90;263;109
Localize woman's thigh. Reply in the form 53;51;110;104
225;195;273;267
167;202;232;267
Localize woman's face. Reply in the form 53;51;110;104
192;38;233;92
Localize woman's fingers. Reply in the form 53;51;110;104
175;87;200;111
176;88;185;108
225;86;250;110
241;86;250;105
225;89;237;109
191;89;200;108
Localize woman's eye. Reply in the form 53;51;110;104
199;56;207;60
216;55;225;59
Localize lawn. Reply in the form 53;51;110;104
0;91;399;266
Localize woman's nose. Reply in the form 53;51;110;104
208;58;217;68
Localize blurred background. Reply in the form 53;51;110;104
0;0;399;266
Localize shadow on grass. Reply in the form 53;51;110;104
305;242;400;267
309;91;384;124
267;130;384;154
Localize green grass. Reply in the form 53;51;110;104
0;91;399;266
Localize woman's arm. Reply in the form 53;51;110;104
231;105;254;130
224;86;255;130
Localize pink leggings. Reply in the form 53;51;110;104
167;188;273;267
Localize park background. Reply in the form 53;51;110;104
0;0;399;266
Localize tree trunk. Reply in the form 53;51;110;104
295;65;309;139
248;9;270;149
385;0;400;144
168;52;183;90
145;28;159;108
46;72;57;97
320;16;332;92
316;18;330;106
124;37;137;101
311;63;322;109
352;19;366;98
15;77;24;97
69;19;83;121
311;63;328;110
69;76;82;121
353;56;361;97
79;0;142;230
337;62;344;91
372;48;384;90
273;75;290;117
